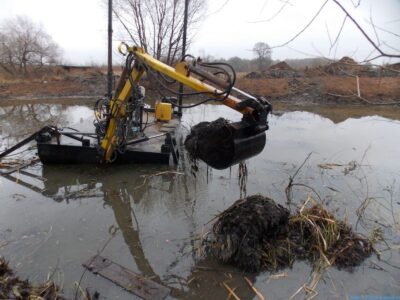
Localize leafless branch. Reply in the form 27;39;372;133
206;0;230;17
271;0;329;49
112;8;138;45
369;12;381;46
364;20;400;39
381;41;400;53
249;0;292;24
330;15;347;53
332;0;400;58
286;152;313;204
114;0;205;64
325;22;333;47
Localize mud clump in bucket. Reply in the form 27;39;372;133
204;196;374;272
184;118;233;170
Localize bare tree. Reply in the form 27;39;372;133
113;0;205;65
0;16;61;75
331;0;400;61
253;42;272;71
254;0;399;62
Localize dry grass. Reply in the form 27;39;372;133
321;76;400;99
235;76;400;103
235;78;289;97
0;257;66;299
0;73;106;99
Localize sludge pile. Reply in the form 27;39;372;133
204;195;373;272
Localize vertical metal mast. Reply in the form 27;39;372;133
178;0;189;116
107;0;113;100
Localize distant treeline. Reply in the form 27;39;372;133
202;56;331;73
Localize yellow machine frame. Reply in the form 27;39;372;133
101;46;255;162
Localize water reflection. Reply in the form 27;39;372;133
0;103;93;151
273;102;400;123
1;104;66;139
1;102;400;299
1;163;257;299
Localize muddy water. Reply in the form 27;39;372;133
0;101;399;299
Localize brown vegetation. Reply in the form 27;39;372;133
236;78;289;98
236;76;400;104
0;67;107;99
0;257;65;299
322;76;400;99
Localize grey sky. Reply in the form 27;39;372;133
1;0;399;65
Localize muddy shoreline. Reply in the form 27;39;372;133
1;74;399;105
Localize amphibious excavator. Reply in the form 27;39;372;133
0;44;271;169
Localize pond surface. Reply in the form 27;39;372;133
0;100;399;299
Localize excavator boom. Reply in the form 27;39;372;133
99;45;271;169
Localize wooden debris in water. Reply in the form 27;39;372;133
267;272;288;283
221;281;241;300
317;160;358;175
244;277;264;300
83;255;170;300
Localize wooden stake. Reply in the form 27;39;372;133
244;277;265;300
222;282;241;300
356;76;361;97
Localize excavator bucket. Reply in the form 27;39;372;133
184;118;266;170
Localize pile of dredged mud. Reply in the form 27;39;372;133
204;195;374;272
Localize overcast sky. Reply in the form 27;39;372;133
1;0;399;65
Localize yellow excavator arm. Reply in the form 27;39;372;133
99;44;271;168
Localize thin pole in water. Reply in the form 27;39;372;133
107;0;113;101
178;0;189;116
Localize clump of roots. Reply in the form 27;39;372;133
205;195;374;272
0;257;65;299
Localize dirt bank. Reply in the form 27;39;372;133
1;69;399;105
236;76;400;105
0;70;107;101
